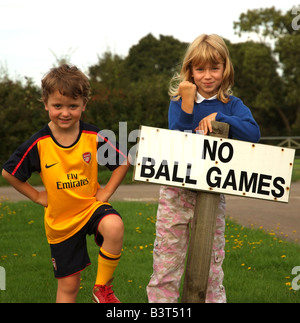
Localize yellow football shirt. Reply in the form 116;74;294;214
3;121;127;244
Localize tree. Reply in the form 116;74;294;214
124;34;187;81
227;40;288;135
0;76;46;166
233;6;300;135
86;34;188;136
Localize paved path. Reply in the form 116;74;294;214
0;182;299;243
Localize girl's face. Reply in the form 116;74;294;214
45;90;86;132
191;63;224;98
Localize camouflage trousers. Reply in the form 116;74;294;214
147;186;226;303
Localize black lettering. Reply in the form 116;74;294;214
206;167;221;188
140;157;155;178
155;160;170;181
63;182;71;189
271;177;285;198
56;178;89;190
218;142;234;163
172;162;184;183
222;169;237;190
202;139;217;160
185;163;197;185
257;174;272;195
239;172;258;193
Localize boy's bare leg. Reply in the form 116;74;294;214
98;214;124;255
56;273;81;303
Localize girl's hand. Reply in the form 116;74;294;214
195;113;218;135
178;81;197;114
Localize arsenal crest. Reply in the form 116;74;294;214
83;152;92;164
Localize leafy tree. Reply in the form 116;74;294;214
234;6;300;135
124;33;187;81
0;75;46;166
227;40;286;135
86;34;188;136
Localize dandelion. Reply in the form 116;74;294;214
139;246;144;250
135;226;142;234
128;280;133;283
281;255;286;259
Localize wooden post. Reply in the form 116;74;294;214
181;121;230;303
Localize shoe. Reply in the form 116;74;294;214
92;280;121;303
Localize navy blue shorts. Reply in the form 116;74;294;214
50;204;121;278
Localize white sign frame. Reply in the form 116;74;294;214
133;126;296;203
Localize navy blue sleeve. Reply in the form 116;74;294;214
2;135;41;182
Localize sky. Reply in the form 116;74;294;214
0;0;298;85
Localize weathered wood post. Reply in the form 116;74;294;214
181;121;230;303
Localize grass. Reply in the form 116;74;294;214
0;200;300;303
292;158;300;182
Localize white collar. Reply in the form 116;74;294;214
196;92;217;103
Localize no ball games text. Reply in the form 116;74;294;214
133;126;295;203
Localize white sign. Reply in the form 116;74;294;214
133;126;296;203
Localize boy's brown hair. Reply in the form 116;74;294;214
41;64;91;104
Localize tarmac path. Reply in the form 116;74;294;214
0;182;299;243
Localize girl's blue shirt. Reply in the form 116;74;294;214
168;95;260;142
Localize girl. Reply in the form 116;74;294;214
146;34;260;303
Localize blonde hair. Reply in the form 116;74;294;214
169;34;234;103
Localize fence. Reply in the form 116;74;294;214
260;137;300;158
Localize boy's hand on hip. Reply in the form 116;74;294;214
95;187;111;203
35;190;48;207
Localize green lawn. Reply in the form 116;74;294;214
292;158;300;182
0;201;299;303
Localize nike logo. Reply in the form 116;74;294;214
45;162;59;169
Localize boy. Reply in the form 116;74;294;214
2;64;130;303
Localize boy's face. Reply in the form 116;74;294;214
191;63;224;98
44;90;86;131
